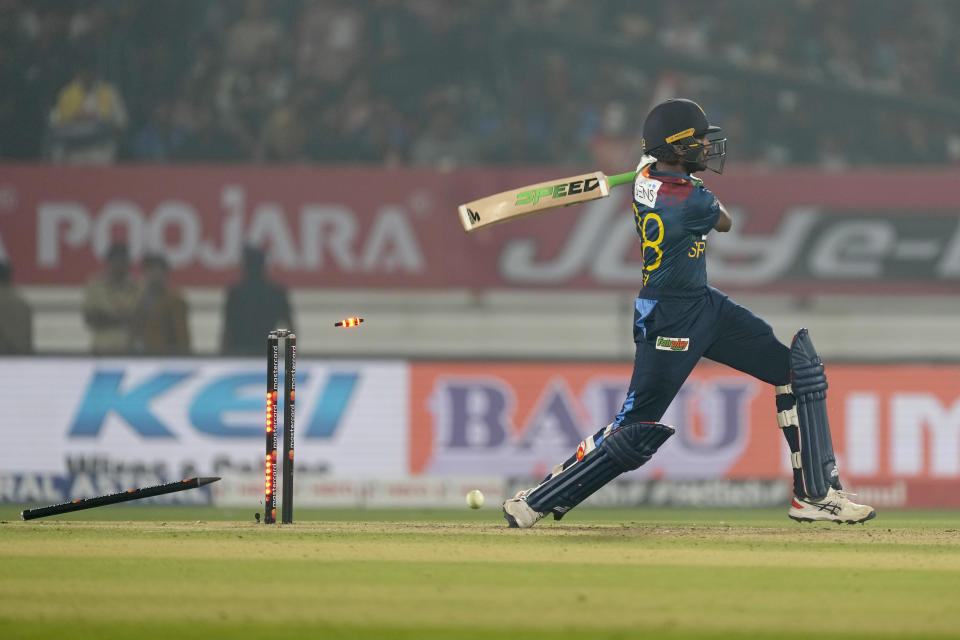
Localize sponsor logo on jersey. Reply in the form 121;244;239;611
634;177;661;208
656;336;690;351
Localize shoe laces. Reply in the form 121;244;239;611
832;489;859;503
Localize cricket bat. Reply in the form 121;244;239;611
458;170;637;232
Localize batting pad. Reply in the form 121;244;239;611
790;329;840;499
525;421;675;519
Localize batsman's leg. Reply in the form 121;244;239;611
502;421;674;528
701;299;876;524
782;329;875;524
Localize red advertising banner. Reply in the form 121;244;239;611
409;361;960;505
1;165;959;292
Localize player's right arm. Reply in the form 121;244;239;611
714;200;732;232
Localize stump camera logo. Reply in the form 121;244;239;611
656;336;690;351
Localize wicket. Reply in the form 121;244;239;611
264;329;296;524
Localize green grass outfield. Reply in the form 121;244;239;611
3;506;960;639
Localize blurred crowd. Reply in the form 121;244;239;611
2;0;959;171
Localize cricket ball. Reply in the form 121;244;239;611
465;489;484;509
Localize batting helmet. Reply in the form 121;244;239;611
641;98;726;173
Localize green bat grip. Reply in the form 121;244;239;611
607;171;637;188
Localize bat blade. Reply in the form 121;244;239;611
458;170;637;232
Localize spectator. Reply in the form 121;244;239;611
295;0;365;85
0;260;33;354
225;0;282;67
220;246;293;355
133;253;190;355
409;107;477;170
214;61;265;160
256;88;310;163
83;242;141;355
174;103;246;162
130;101;188;161
47;56;128;164
588;100;641;175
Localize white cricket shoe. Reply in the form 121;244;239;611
788;488;876;524
502;488;545;529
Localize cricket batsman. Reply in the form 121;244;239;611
502;98;876;528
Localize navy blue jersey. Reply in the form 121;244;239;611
631;162;721;290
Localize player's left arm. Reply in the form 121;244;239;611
714;200;731;232
683;185;729;235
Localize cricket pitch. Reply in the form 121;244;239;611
2;507;959;639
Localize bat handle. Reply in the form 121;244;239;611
607;171;638;187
